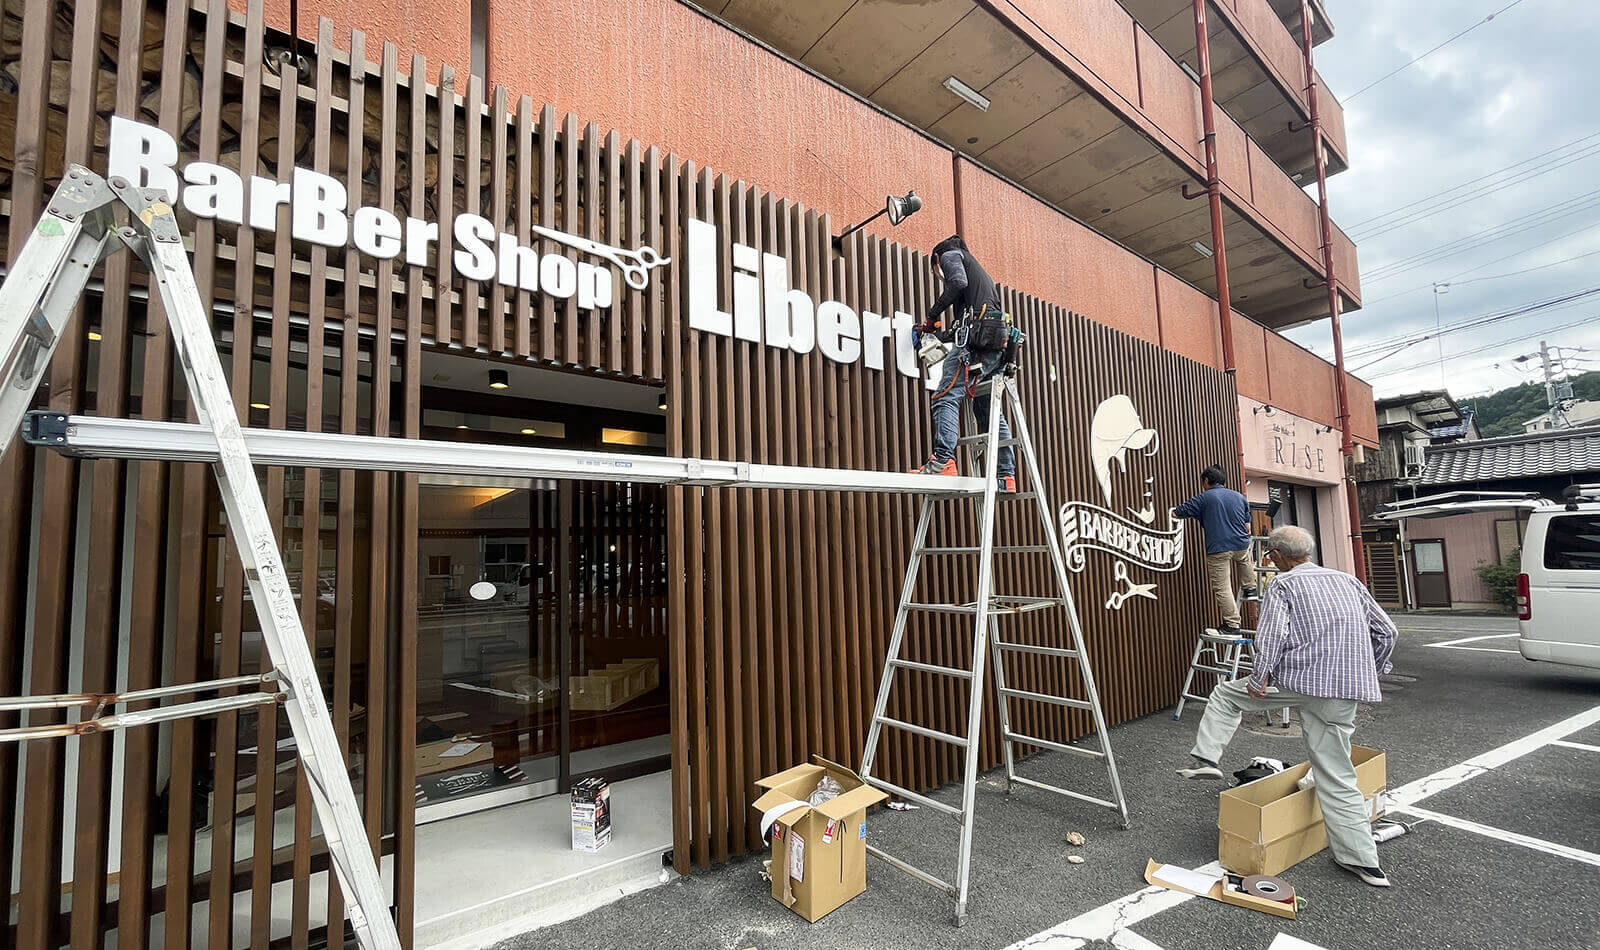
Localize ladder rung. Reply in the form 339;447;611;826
0;691;284;743
917;545;1049;555
1004;730;1104;759
862;775;963;818
1008;774;1119;811
874;715;969;748
906;596;1059;616
957;433;1019;446
998;687;1092;710
996;492;1038;500
865;844;959;897
889;658;974;680
995;641;1078;659
1189;664;1239;676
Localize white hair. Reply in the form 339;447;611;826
1266;525;1316;560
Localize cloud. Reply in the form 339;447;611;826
1284;0;1600;399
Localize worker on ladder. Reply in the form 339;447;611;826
1175;465;1255;633
909;235;1018;492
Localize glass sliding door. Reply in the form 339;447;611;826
415;477;562;816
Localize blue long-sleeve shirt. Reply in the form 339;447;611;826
1173;485;1250;554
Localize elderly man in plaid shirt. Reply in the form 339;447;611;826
1177;524;1399;887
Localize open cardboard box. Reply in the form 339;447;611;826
1218;745;1386;876
750;756;888;923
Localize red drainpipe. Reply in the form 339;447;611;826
1189;0;1246;485
1299;0;1367;582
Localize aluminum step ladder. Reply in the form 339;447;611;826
859;372;1130;926
0;167;402;950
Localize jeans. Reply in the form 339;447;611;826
930;347;1014;478
1192;678;1381;868
1205;548;1255;627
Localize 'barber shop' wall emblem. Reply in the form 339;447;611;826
1059;395;1184;610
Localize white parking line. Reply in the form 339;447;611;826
1553;739;1600;754
1007;701;1600;950
1424;633;1520;654
1392;805;1600;869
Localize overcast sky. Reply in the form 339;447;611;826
1283;0;1600;404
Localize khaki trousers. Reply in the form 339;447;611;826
1191;678;1381;868
1205;548;1254;627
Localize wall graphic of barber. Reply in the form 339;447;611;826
908;236;1016;492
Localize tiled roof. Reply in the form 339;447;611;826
1418;425;1600;486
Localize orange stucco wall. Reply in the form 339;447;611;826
1008;0;1141;106
235;0;468;84
480;0;958;253
1265;332;1338;424
1233;316;1271;405
1345;373;1378;446
1134;27;1201;165
1156;271;1222;369
957;159;1160;345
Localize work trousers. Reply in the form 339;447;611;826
1205;548;1254;627
930;347;1015;478
1192;678;1381;868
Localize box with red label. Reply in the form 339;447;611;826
750;756;887;923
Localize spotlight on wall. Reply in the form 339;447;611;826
832;190;923;252
1253;404;1277;417
942;76;990;111
488;369;509;390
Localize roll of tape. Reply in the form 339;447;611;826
1241;874;1296;904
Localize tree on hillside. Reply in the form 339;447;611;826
1464;369;1600;437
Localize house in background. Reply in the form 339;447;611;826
1354;391;1478;606
1373;425;1600;610
1524;398;1600;433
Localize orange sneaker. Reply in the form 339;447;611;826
998;476;1017;493
910;457;958;476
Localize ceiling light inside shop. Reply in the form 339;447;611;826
488;369;510;390
521;428;536;435
942;76;990;111
1190;241;1213;258
87;330;102;341
658;392;668;411
250;402;270;410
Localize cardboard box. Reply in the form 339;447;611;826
572;777;611;852
414;738;494;777
1217;746;1387;876
750;756;888;923
1143;860;1296;920
570;658;661;710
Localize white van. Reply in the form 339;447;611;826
1517;488;1600;669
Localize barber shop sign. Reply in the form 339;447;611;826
1059;395;1185;611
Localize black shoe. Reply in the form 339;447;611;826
1219;623;1242;634
1241;586;1258;600
1334;859;1391;887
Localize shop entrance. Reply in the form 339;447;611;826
411;354;670;821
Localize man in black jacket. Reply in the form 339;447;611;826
910;235;1016;490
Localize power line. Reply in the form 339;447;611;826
1345;130;1600;229
1346;285;1600;364
1359;221;1600;305
1364;314;1599;382
1351;144;1600;240
1364;190;1600;281
1346;0;1530;101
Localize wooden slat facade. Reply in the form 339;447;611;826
0;0;1238;945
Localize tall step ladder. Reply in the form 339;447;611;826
0;168;402;949
860;372;1130;925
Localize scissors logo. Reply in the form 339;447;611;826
531;225;671;291
1104;561;1158;611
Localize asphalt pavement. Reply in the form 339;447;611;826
496;614;1600;950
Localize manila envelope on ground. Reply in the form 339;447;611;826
751;756;888;923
